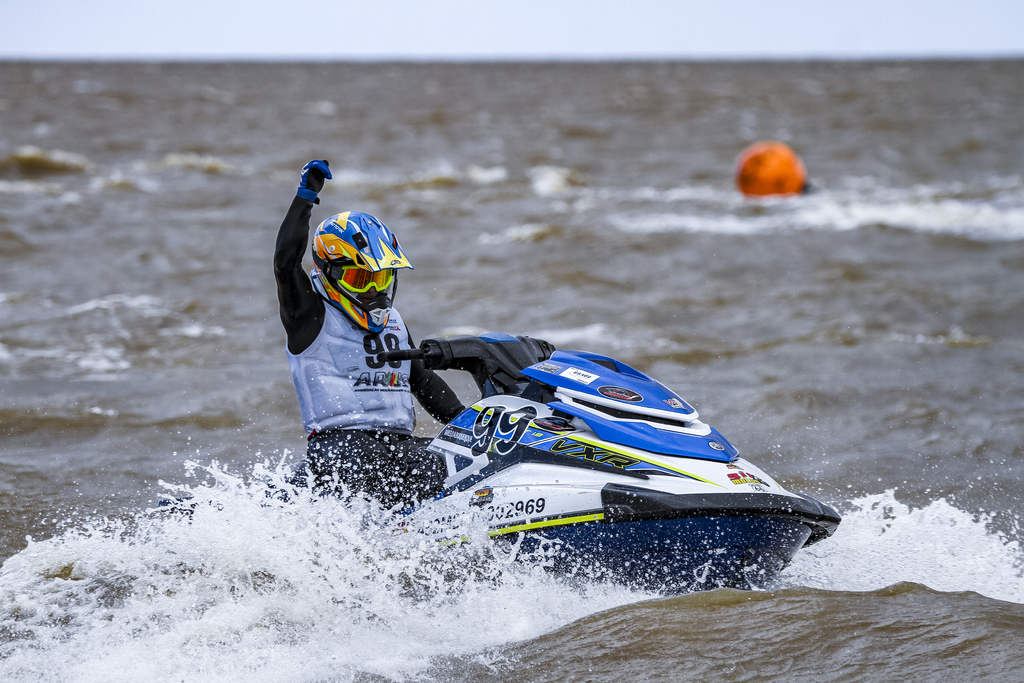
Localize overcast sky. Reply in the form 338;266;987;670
2;0;1023;60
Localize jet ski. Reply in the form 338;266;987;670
382;333;841;591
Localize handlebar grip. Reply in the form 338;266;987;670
378;349;425;362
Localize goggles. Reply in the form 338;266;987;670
326;263;395;293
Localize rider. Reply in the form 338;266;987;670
274;159;465;508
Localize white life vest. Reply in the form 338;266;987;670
286;306;415;435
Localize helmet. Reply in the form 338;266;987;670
735;141;807;197
310;211;413;333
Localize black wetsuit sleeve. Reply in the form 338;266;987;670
274;196;325;355
407;331;465;423
410;361;466;423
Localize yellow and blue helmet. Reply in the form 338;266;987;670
310;211;413;333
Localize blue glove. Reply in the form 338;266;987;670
296;159;332;204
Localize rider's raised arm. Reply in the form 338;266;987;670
274;196;324;354
274;160;332;355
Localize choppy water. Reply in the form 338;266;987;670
1;61;1023;681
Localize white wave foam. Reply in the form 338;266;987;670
1;341;131;373
797;194;1024;239
162;153;234;174
466;165;508;185
438;325;491;337
74;342;131;372
529;323;675;357
0;180;64;195
411;161;460;187
781;490;1024;603
271;163;506;192
66;294;166;316
89;171;159;193
606;177;1024;241
611;211;778;235
306;100;336;116
888;325;991;348
0;295;186;375
0;462;645;682
86;406;119;417
529;166;584;197
159;324;226;338
530;322;614;347
478;223;561;244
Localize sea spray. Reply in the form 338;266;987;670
0;460;643;682
780;490;1024;603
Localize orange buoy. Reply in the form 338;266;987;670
735;141;807;197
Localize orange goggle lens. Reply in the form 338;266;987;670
331;265;395;293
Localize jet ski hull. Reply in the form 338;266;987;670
479;483;838;590
502;514;812;590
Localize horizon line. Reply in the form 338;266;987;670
3;53;1024;64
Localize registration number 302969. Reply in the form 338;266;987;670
493;498;546;519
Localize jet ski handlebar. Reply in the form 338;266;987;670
376;340;445;366
378;334;555;397
377;348;426;362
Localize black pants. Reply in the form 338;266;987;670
307;430;447;509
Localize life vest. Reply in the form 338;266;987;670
286;306;415;436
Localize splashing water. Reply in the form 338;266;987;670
3;467;1023;681
0;461;645;682
780;490;1024;603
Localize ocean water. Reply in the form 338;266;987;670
1;60;1023;681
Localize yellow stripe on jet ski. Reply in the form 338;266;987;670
489;512;605;536
564;433;724;487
